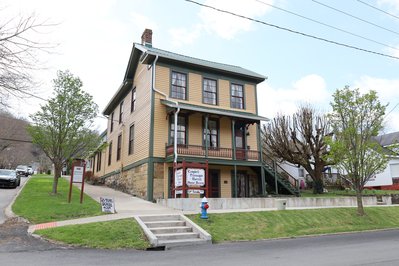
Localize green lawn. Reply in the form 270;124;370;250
36;218;149;249
12;174;103;224
188;206;399;243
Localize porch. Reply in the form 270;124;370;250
165;144;260;161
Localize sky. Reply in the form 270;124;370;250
3;0;399;133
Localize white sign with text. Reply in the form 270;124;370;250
186;168;205;187
100;197;116;213
73;166;84;183
175;169;183;187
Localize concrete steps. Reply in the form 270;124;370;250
135;214;211;249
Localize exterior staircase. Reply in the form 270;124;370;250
135;214;211;249
261;154;300;196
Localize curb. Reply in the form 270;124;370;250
4;176;30;220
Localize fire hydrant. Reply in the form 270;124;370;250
200;197;209;219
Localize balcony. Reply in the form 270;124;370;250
165;144;260;161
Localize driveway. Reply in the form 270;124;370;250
0;175;28;224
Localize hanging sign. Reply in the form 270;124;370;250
188;189;204;194
175;169;183;187
72;166;84;183
186;168;205;187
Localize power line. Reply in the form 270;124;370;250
356;0;399;21
254;0;399;51
312;0;399;36
184;0;399;60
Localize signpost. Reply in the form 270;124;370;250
172;160;209;198
68;159;86;204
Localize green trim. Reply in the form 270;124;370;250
257;122;266;196
161;99;268;122
201;76;219;106
164;155;262;167
122;157;149;172
169;69;189;101
232;120;236;160
147;157;154;201
204;115;208;157
230;81;246;110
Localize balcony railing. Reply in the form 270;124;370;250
165;144;260;161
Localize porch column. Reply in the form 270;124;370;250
233;164;237;198
205;115;209;158
257;122;266;196
232;119;236;160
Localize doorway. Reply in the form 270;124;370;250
235;123;246;160
209;169;220;198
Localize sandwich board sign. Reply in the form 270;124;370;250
100;197;116;213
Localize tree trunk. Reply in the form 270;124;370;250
313;178;324;194
355;189;365;216
52;163;62;194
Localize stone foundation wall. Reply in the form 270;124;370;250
104;163;148;199
153;162;164;200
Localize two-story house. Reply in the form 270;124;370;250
95;29;296;201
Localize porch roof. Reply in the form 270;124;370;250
160;99;269;122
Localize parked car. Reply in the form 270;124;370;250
27;166;33;175
0;169;20;188
16;165;29;177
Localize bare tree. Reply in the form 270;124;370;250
0;10;53;106
262;105;333;194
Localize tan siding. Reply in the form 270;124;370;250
246;124;258;152
189;114;202;146
155;65;169;95
153;65;171;157
218;79;230;109
220;166;232;198
188;73;201;103
104;62;152;175
245;84;256;113
219;117;232;149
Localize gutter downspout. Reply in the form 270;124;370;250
150;54;180;163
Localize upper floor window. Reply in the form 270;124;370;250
128;124;135;155
171;71;187;100
110;112;114;132
203;78;217;105
203;118;219;148
119;101;124;124
231;84;244;109
170;115;187;145
108;141;112;166
131;88;136;113
116;134;122;161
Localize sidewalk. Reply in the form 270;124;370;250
28;180;181;233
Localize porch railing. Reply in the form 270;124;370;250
165;144;260;161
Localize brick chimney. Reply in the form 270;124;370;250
141;29;152;47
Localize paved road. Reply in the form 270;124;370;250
0;176;28;224
1;228;399;266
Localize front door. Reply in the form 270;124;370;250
235;123;246;160
209;170;220;198
237;173;248;198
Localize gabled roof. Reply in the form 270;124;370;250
375;131;399;147
103;43;266;115
134;43;266;82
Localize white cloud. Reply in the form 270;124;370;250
378;0;399;11
129;11;158;34
198;0;273;39
169;24;202;47
257;74;329;119
353;76;399;132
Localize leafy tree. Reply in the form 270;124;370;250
327;86;388;216
28;70;100;194
262;105;333;194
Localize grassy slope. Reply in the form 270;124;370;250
12;174;103;224
189;206;399;243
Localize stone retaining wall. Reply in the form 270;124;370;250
157;196;392;211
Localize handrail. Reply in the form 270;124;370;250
262;151;299;190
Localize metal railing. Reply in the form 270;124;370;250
262;153;299;189
165;144;260;161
